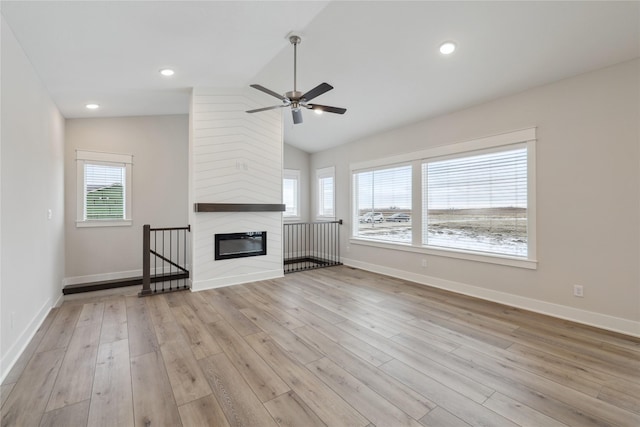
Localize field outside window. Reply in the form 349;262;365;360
423;145;528;257
349;128;536;266
353;164;412;244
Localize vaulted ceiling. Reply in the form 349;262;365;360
2;1;638;152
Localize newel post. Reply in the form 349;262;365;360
139;224;152;296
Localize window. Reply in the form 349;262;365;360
350;128;536;268
76;150;132;227
423;144;528;257
283;169;300;219
316;166;335;219
353;164;412;243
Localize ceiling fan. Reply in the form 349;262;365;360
246;35;346;124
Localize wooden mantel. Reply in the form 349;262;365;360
194;203;286;212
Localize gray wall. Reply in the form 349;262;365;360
1;17;66;379
283;143;311;222
310;59;639;332
64;115;188;282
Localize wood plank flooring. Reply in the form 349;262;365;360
2;266;639;426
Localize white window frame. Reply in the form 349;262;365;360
352;162;413;244
316;166;336;220
76;150;133;228
283;169;301;220
349;128;537;269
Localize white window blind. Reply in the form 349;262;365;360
423;145;527;257
317;167;335;218
84;163;126;220
353;164;412;243
76;150;133;227
283;169;300;218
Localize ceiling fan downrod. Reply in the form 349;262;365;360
288;35;303;113
290;35;301;93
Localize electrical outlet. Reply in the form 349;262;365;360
573;285;584;297
421;259;427;268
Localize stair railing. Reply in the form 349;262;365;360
140;224;191;296
283;219;342;273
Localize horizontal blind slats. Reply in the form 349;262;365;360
354;164;412;243
84;163;126;220
423;147;528;257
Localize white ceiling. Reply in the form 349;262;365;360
2;1;639;153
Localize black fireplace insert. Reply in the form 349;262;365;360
215;231;267;260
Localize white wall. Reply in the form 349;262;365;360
311;59;640;335
189;88;284;290
64;115;188;283
1;16;66;380
284;143;311;222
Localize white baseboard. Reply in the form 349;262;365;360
53;292;64;308
63;266;183;287
0;297;55;383
63;269;143;286
191;269;284;292
343;257;640;338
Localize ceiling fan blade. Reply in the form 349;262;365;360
246;104;286;113
301;83;333;102
307;104;347;115
250;84;286;101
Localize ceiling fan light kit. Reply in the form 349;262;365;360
246;34;346;124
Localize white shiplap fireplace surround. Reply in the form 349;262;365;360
189;88;283;291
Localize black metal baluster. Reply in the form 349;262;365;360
336;221;339;265
169;229;173;291
308;223;312;270
141;225;151;296
153;229;157;293
162;230;166;292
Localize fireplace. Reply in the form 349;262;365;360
215;231;267;260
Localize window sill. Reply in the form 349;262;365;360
76;219;133;228
349;237;537;270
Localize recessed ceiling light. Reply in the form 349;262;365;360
439;41;456;55
159;68;175;77
85;103;100;110
314;108;323;115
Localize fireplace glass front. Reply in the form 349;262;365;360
215;231;267;260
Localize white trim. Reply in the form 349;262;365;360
76;151;133;225
76;149;133;164
63;269;144;286
349;127;536;266
283;169;301;219
350;238;537;269
0;297;56;383
526;138;537;261
316;166;336;220
343;257;640;338
190;269;283;291
62;266;185;286
53;292;64;308
76;219;133;228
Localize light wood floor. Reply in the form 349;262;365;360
1;266;639;426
